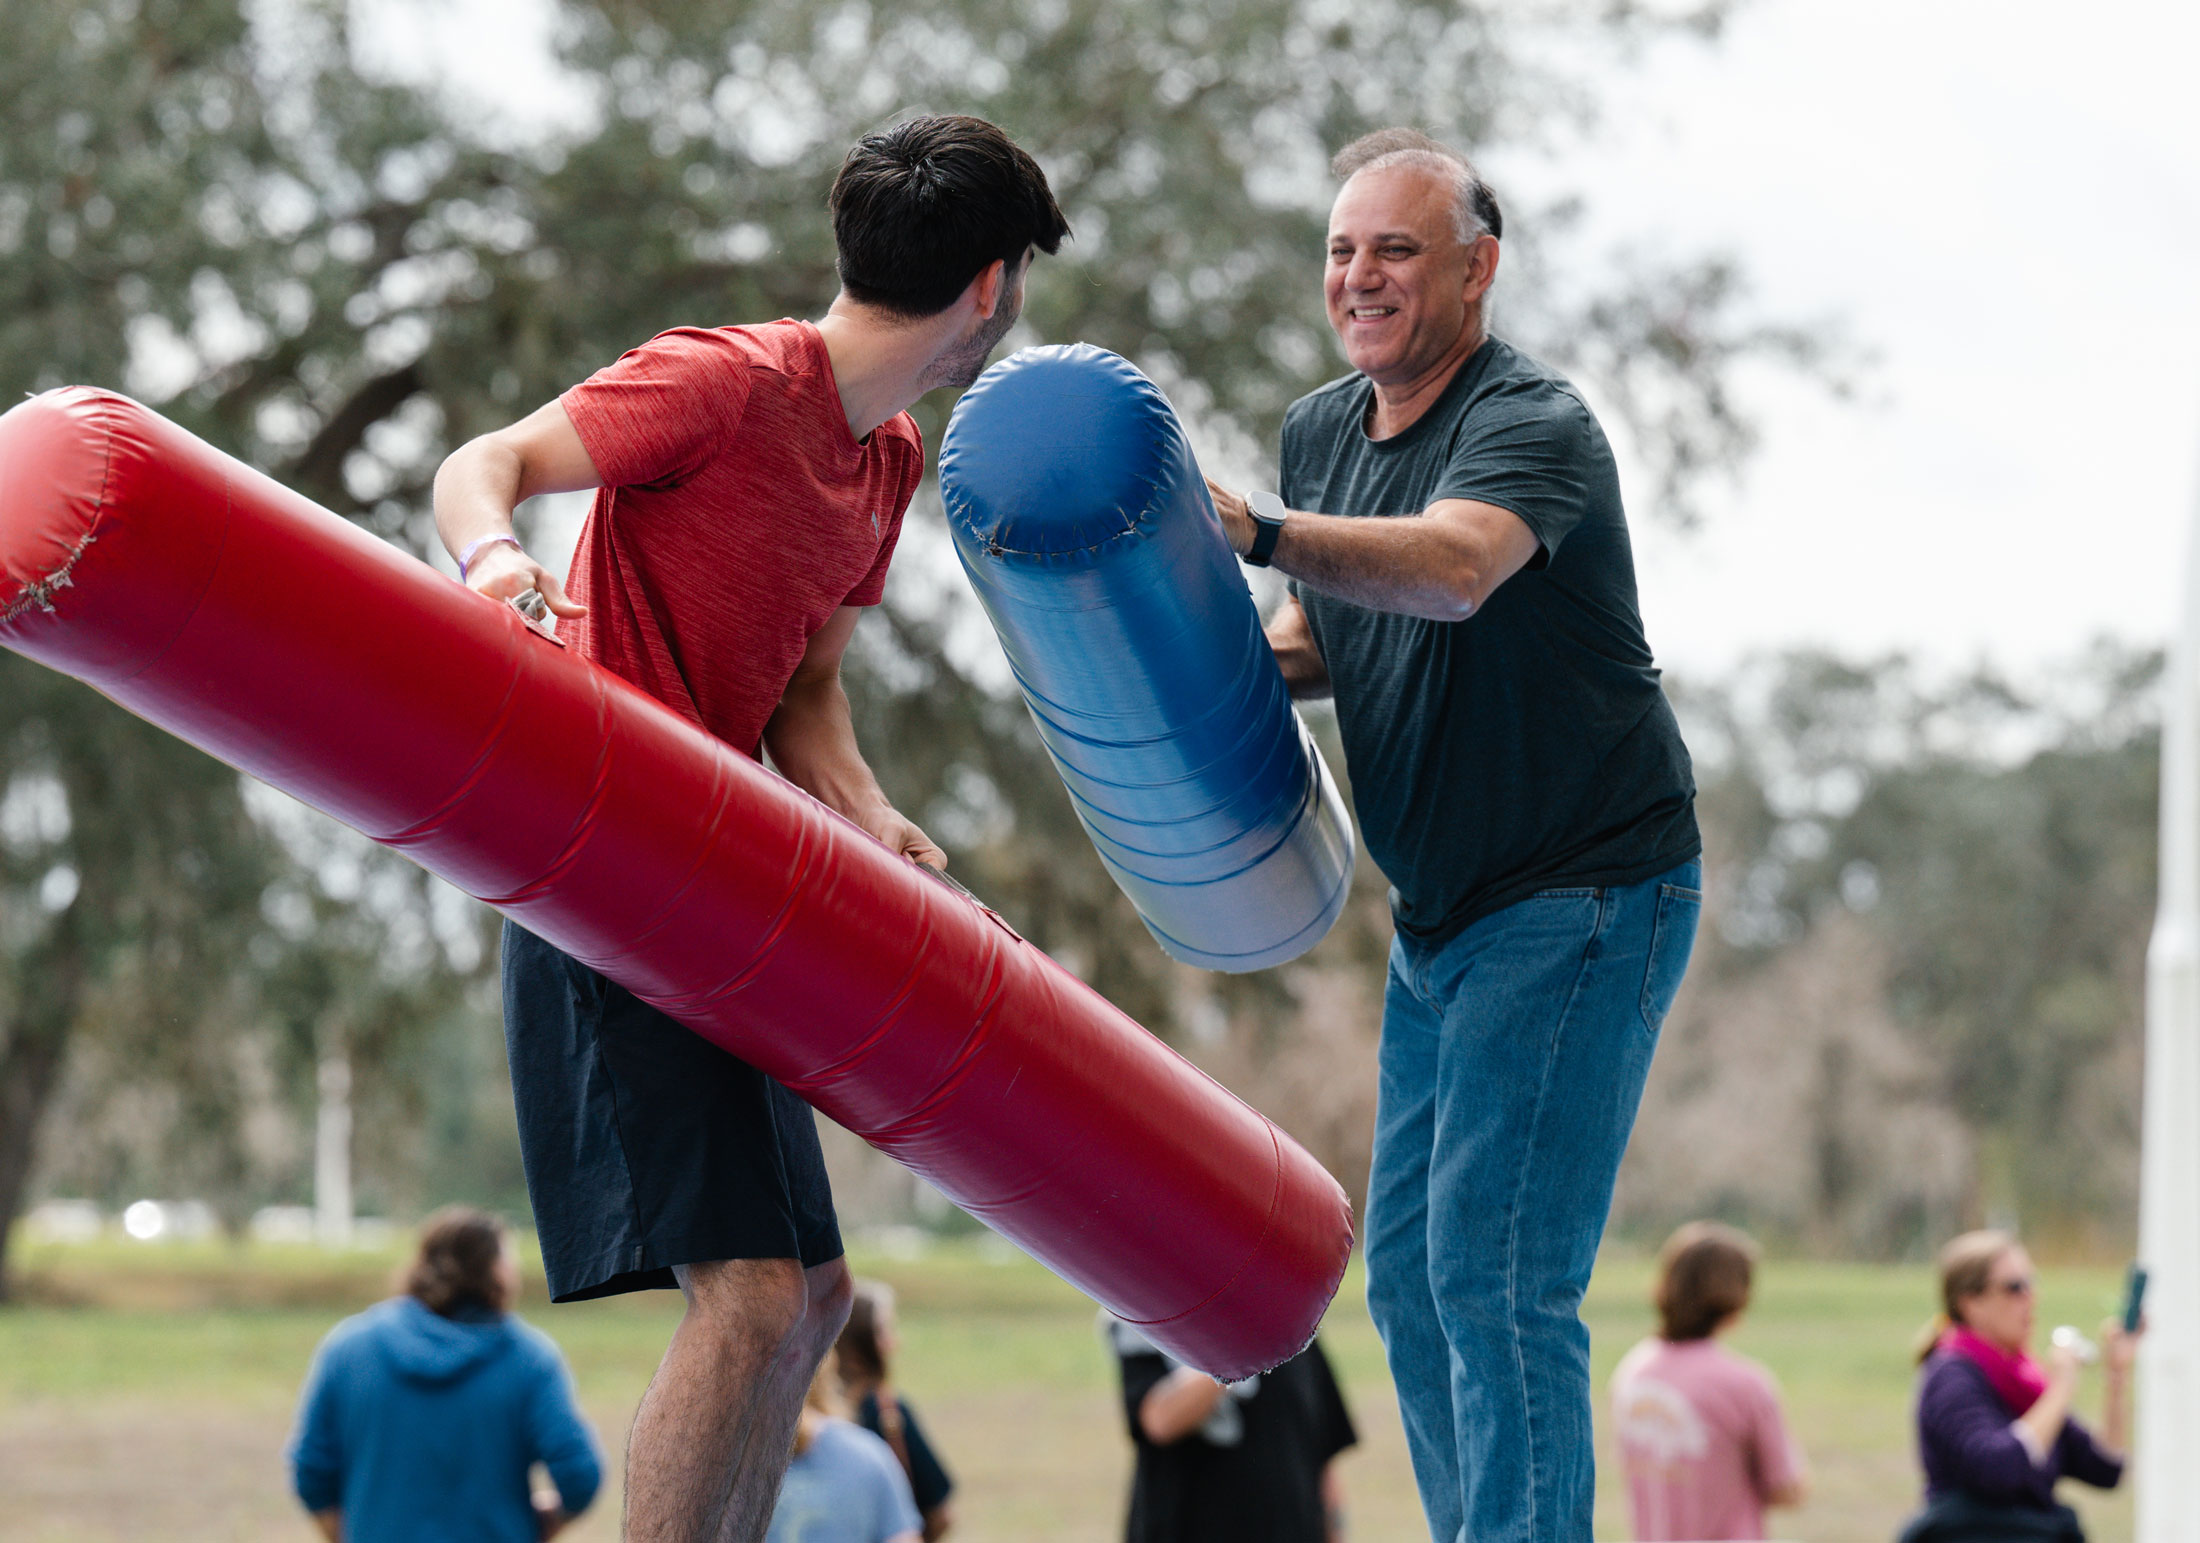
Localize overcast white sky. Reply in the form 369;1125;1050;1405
363;0;2200;678
1551;0;2200;676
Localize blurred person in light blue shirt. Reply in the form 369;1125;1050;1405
288;1207;600;1543
768;1360;923;1543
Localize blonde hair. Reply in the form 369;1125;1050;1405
792;1356;846;1456
1915;1229;2018;1364
805;1356;847;1418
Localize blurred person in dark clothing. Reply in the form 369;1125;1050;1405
834;1280;954;1540
288;1207;601;1543
1900;1230;2136;1543
1103;1313;1357;1543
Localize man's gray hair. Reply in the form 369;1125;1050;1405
1331;129;1503;245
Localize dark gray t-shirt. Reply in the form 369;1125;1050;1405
1281;335;1698;943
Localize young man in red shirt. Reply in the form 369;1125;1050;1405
432;115;1069;1543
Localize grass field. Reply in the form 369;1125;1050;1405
0;1237;2137;1542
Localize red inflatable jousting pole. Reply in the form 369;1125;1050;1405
0;389;1352;1377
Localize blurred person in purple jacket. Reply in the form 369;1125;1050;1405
1898;1230;2137;1543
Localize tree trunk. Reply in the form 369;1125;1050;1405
0;916;84;1304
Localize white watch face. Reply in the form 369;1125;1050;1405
1248;491;1287;525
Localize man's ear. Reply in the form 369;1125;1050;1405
1463;233;1500;304
970;257;1008;320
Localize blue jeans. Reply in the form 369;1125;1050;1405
1365;861;1701;1543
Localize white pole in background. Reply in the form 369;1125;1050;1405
314;1050;353;1250
2139;462;2200;1543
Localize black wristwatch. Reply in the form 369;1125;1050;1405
1244;490;1287;567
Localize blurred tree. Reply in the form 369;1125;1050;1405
2;0;1818;1285
0;0;497;1294
0;653;274;1298
1819;658;2157;1244
241;794;509;1223
0;0;292;1298
1625;645;2161;1255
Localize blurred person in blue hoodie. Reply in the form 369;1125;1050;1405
288;1207;602;1542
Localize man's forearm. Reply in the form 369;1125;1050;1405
1264;508;1486;621
762;679;891;823
432;439;528;562
1210;480;1535;623
1261;593;1332;700
1137;1368;1228;1443
1267;622;1332;700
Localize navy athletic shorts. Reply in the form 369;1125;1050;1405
501;921;843;1301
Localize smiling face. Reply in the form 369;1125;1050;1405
1957;1244;2038;1353
1324;163;1494;387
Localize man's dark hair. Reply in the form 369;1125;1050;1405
401;1206;511;1318
1654;1221;1758;1341
830;114;1070;318
1331;127;1503;242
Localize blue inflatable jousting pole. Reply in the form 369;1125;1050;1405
939;345;1355;973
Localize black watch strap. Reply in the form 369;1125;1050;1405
1245;492;1287;568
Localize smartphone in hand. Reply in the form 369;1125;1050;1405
2123;1262;2149;1335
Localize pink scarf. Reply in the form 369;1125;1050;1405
1939;1325;2048;1415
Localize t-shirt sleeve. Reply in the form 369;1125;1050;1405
2057;1415;2127;1489
1433;381;1610;565
521;1332;604;1517
1277;401;1306;512
1302;1341;1359;1462
896;1397;954;1510
559;328;752;491
862;1430;924;1542
1279;407;1304;605
1743;1362;1803;1498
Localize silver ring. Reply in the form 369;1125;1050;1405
512;588;549;622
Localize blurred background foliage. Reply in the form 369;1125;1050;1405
0;0;2148;1296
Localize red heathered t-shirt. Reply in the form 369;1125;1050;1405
557;320;921;757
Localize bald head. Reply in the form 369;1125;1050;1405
1331;128;1503;246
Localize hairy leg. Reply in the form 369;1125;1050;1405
710;1259;851;1543
623;1257;852;1543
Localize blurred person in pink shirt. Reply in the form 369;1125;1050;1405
1610;1223;1809;1541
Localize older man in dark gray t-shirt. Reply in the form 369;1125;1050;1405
1207;130;1701;1543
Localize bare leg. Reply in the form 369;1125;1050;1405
712;1259;852;1543
622;1257;853;1543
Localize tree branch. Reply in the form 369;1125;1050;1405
285;361;425;508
